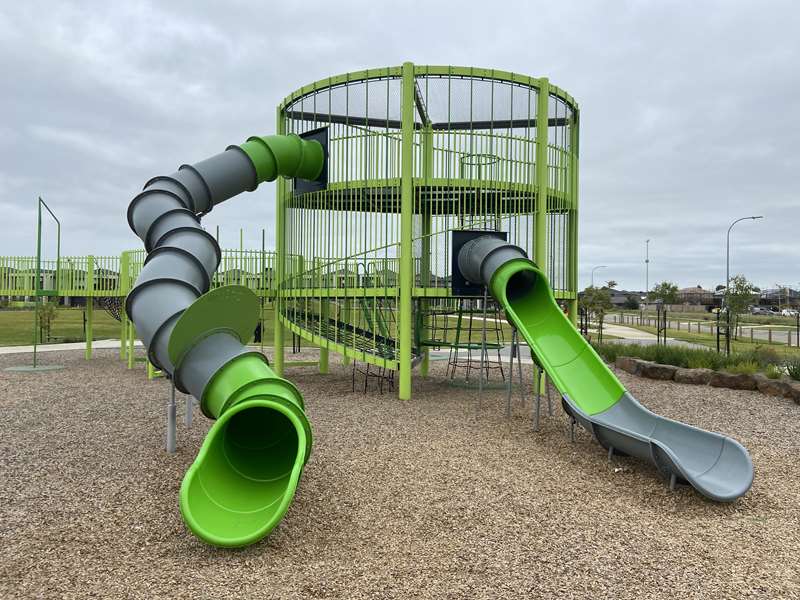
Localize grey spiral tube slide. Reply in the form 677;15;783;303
456;234;754;502
125;134;325;547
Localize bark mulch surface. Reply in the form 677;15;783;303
1;349;798;599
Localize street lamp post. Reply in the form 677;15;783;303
726;216;763;308
645;239;650;295
591;265;607;288
724;215;763;355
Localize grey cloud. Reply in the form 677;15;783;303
1;0;797;292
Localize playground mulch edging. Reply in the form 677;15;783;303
615;355;800;402
2;349;799;598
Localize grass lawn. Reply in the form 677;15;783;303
0;308;122;346
627;322;800;357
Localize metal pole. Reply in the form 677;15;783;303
506;328;515;418
398;61;415;400
273;105;286;376
534;77;550;275
645;239;650;296
85;255;94;359
167;380;177;453
478;286;488;401
33;199;42;368
725;216;763;309
261;228;265;356
533;364;541;431
590;265;607;288
185;393;193;427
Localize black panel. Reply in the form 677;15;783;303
451;229;506;297
294;126;329;195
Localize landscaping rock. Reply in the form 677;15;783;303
638;362;677;381
674;368;714;385
785;380;800;404
753;374;794;399
709;371;758;391
615;356;643;375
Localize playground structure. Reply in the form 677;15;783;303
272;64;579;400
2;63;755;550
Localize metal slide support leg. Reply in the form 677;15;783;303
167;380;177;454
546;374;552;416
533;365;541;431
185;393;193;427
506;328;516;418
607;446;614;462
127;321;135;369
478;286;488;404
669;473;677;491
570;417;576;443
517;338;524;405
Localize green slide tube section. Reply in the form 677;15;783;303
125;134;324;546
180;354;312;547
457;235;753;502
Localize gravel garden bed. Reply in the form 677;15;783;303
1;349;799;598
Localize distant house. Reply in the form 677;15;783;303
761;287;800;307
677;285;714;305
578;288;644;308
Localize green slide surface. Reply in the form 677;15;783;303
489;258;624;416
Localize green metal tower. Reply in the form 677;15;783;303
272;62;579;399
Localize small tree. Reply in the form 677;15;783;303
37;300;58;342
647;281;679;304
726;274;759;335
623;294;640;310
580;285;613;342
605;280;618;290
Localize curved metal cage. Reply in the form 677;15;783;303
276;64;579;382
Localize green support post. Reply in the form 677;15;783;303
398;61;415;399
318;299;329;374
534;78;550;274
273;106;286;376
568;108;580;326
119;251;130;359
85;255;94;359
341;297;351;367
127;320;135;369
419;122;434;377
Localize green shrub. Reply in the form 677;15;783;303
592;342;790;376
737;346;781;368
765;364;783;379
725;361;759;375
785;357;800;382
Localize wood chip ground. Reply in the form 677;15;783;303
1;349;798;599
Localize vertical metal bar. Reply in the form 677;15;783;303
127;320;135;369
33;199;42;368
398;61;415;399
534;365;541;431
185;393;193;427
506;328;515;418
85;255;94;359
479;285;488;401
534;79;550;277
166;380;177;454
261;228;265;356
274;105;286;375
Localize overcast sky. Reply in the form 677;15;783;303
2;1;798;292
